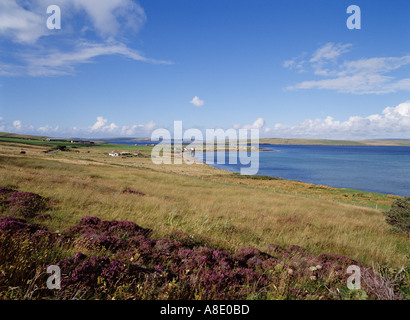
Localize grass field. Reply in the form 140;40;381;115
0;138;407;265
0;135;408;299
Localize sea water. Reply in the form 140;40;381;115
203;145;410;197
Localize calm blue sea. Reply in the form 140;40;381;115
201;145;410;197
109;140;410;196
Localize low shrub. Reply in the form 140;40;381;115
384;197;410;235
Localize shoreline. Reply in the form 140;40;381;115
0;135;404;200
201;161;402;199
0;134;405;197
0;137;408;272
260;138;410;147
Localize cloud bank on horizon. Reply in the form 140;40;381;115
270;101;410;139
2;101;410;139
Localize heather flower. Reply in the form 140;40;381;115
234;247;272;270
261;258;280;271
286;245;308;256
74;252;87;260
154;238;182;253
0;216;55;240
65;216;151;251
1;211;385;300
101;260;127;282
0;187;49;218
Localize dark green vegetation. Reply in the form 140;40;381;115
229;173;284;181
0;132;152;152
0;135;91;148
384;197;410;235
90;143;153;152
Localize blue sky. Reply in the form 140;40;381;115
0;0;410;139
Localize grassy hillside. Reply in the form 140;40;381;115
0;135;408;299
0;139;407;265
0;132;50;140
0;132;97;148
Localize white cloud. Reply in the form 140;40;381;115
0;0;146;44
0;116;157;137
270;101;410;139
72;0;146;38
120;120;157;135
233;117;265;130
90;116;108;131
0;0;170;76
0;0;46;44
13;120;22;130
90;116;118;132
141;120;156;132
0;64;24;76
86;116;157;136
38;125;59;133
283;52;308;73
285;43;410;94
189;96;205;107
309;43;352;64
24;42;171;76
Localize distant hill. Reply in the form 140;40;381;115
0;132;101;147
1;132;410;147
260;138;410;146
0;132;50;141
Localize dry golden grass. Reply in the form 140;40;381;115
204;175;399;210
0;141;408;268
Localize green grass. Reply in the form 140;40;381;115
231;173;284;180
0;137;91;148
0;132;49;140
90;143;153;152
0;135;151;151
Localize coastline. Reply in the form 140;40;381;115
200;160;401;204
260;138;410;147
0;133;405;197
0;136;408;279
